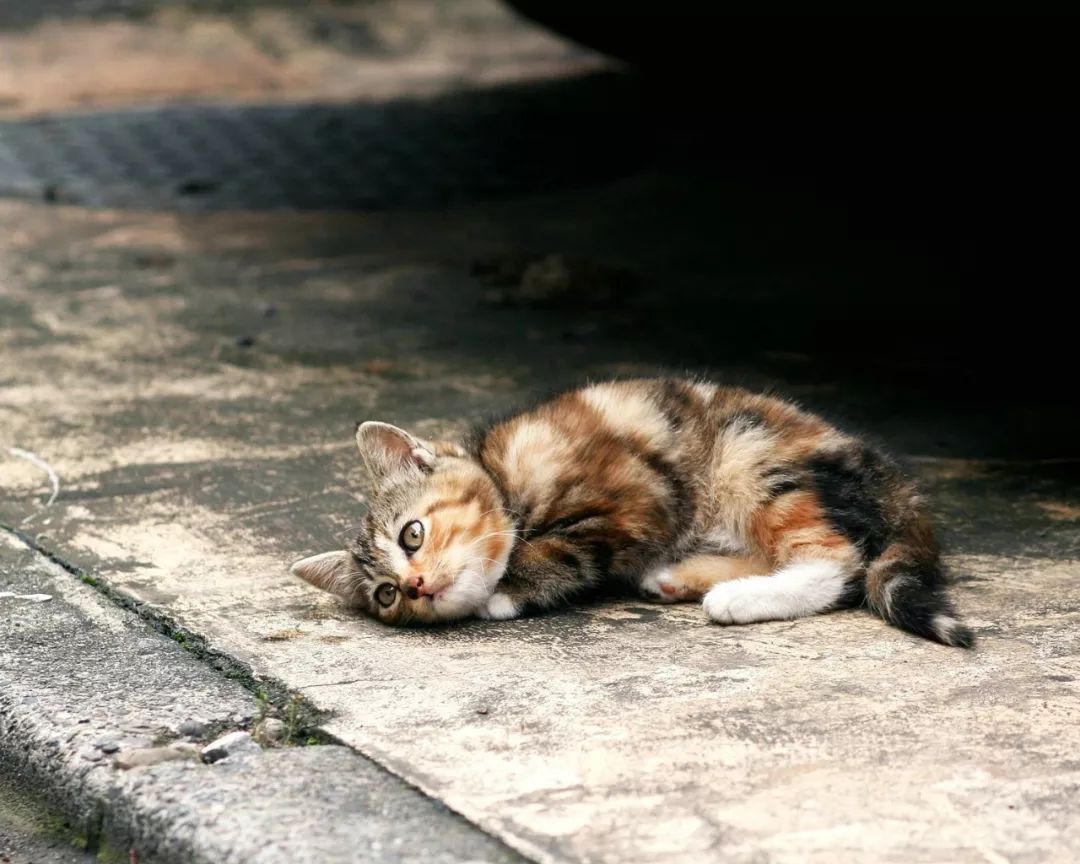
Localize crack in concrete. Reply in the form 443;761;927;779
294;677;370;690
0;520;335;746
1;523;536;863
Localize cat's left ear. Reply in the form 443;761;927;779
355;421;436;486
291;550;364;604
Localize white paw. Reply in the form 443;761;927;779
478;592;520;621
702;580;761;624
703;561;847;624
638;566;685;603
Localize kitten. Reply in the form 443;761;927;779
292;378;973;646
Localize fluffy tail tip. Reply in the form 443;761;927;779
930;613;975;648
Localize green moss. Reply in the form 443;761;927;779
284;693;306;745
96;840;129;863
0;780;82;849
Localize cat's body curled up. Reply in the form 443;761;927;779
292;378;973;646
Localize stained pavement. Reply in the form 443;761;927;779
2;2;1079;863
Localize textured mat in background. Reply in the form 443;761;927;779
0;74;647;211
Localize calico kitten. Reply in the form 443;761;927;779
292;378;973;646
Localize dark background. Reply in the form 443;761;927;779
508;7;1079;401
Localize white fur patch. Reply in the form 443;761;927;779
638;565;681;603
503;419;571;506
374;531;409;574
703;559;849;625
478;592;521;620
691;382;717;403
580;384;673;449
932;614;960;642
430;567;491;620
878;573;913;619
710;422;777;532
702;525;748;555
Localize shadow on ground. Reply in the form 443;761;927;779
0;72;646;210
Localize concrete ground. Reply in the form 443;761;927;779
2;2;1079;863
0;778;95;864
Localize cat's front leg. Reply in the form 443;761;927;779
477;592;522;621
639;554;768;604
477;532;601;620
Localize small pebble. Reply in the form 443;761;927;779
257;718;287;743
178;719;207;738
177;179;219;196
97;740;120;754
201;730;259;764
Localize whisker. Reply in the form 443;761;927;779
473;507;510;521
471;529;531;550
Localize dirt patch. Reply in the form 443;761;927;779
1038;501;1080;522
262;628;306;642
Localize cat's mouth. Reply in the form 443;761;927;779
414;586;449;604
404;580;451;603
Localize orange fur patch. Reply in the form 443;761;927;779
668;554;768;596
750;490;854;565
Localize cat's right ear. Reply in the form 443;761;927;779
355;421;436;486
291;550;359;601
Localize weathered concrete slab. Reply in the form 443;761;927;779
0;532;524;863
0;775;95;864
2;197;1078;863
0;0;604;118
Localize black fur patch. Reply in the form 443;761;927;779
349;535;376;567
640;449;694;530
884;578;974;648
557;550;581;571
582;537;615;576
833;576;867;610
807;449;891;560
541;507;615;537
656;379;698;429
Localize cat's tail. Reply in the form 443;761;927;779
864;529;974;648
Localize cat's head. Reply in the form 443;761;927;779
291;422;514;625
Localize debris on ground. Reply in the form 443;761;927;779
474;253;641;308
201;731;260;764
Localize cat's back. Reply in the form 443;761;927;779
475;379;727;533
480;378;694;473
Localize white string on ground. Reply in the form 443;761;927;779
0;592;53;602
8;447;61;523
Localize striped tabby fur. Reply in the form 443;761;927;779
292;378;972;646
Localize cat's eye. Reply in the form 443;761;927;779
399;520;425;553
374;583;397;608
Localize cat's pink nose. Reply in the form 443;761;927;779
405;575;425;600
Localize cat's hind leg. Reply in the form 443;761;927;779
703;488;864;624
639;554;768;603
702;557;859;624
